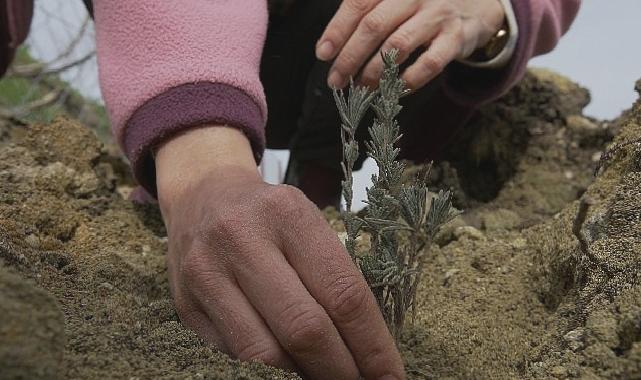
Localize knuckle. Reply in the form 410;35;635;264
438;4;457;20
421;53;446;74
173;298;196;323
453;28;465;47
282;303;331;353
361;72;380;88
235;340;286;366
201;215;250;251
362;12;386;34
180;251;209;282
327;273;370;323
179;250;232;294
359;343;395;375
387;31;412;55
336;51;360;74
347;0;371;14
260;184;308;218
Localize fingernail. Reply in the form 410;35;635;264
328;70;344;89
316;40;334;61
378;375;399;380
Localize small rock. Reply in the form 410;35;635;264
592;151;603;162
98;282;115;292
586;310;619;348
434;216;467;246
563;328;585;351
24;233;40;249
480;208;522;231
72;171;100;196
337;232;348;246
443;269;460;286
567;115;599;132
454;226;486;241
564;170;574;180
117;185;134;200
550;365;568;378
510;237;528;250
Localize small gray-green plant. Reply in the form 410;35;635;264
334;50;459;341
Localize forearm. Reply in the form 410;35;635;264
155;126;260;218
93;0;269;195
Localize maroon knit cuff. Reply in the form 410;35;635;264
441;0;532;107
123;82;266;196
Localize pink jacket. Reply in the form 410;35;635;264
1;1;581;194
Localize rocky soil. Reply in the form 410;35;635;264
1;70;640;379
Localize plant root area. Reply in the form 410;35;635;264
2;70;641;379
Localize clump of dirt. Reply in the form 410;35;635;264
388;70;640;379
0;69;639;379
0;118;296;379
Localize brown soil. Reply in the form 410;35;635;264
1;70;640;379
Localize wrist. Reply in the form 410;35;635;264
459;0;518;69
155;125;261;209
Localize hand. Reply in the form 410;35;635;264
316;0;505;90
156;126;405;379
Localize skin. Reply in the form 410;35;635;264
155;1;505;378
316;0;506;90
156;126;404;380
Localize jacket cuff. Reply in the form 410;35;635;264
441;0;532;107
123;82;266;196
458;0;519;69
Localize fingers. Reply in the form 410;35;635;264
275;194;405;379
232;242;360;380
174;296;227;349
182;251;296;370
402;27;464;91
316;0;381;62
359;9;441;88
327;0;418;88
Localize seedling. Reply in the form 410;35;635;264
334;50;460;341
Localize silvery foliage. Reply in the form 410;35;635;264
334;50;460;341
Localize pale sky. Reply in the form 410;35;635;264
25;0;641;200
530;0;641;119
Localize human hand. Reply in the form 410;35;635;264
155;126;405;379
316;0;505;90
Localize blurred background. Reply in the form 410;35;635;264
2;0;640;206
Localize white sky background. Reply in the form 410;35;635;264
25;0;641;205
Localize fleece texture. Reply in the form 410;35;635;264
2;0;580;195
92;0;268;193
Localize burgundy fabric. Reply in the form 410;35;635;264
0;0;33;77
124;82;265;196
0;0;580;199
442;0;534;107
442;0;581;107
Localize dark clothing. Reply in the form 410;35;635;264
260;0;474;175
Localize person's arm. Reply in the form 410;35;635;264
93;0;268;196
316;0;581;105
93;2;405;379
443;0;582;106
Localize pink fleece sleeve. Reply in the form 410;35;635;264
443;0;581;106
93;1;268;194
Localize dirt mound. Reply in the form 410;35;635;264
0;119;296;379
0;70;639;379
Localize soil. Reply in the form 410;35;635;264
1;70;640;379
